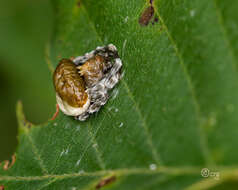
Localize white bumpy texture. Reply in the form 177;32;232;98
73;44;122;121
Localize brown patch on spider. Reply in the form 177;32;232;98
139;6;155;26
95;176;116;189
0;185;4;190
54;44;122;121
1;154;16;170
78;55;105;87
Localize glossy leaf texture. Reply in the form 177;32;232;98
1;0;238;189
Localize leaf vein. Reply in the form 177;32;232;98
213;0;238;71
0;166;200;181
27;133;49;175
154;1;213;166
37;178;57;190
81;3;162;166
122;81;162;165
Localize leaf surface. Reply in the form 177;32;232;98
1;0;238;189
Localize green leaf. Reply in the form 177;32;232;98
1;0;238;189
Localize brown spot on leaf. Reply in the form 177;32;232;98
154;17;158;23
0;185;4;190
2;154;16;170
77;1;81;7
139;6;154;26
152;16;159;25
95;176;116;189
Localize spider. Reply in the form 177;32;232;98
53;44;122;121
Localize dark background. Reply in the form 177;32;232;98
0;0;55;161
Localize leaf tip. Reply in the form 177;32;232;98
16;101;33;134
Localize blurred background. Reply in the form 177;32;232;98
0;0;55;161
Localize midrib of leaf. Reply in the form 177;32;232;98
0;166;202;181
83;0;214;167
79;0;212;168
2;166;238;190
213;0;238;71
79;3;162;166
81;0;214;168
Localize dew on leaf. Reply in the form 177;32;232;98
149;163;157;170
76;159;81;166
108;106;119;113
122;39;127;58
65;148;69;155
119;122;124;128
78;170;85;174
190;9;196;17
111;88;119;100
60;149;65;157
124;16;129;23
120;70;125;79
